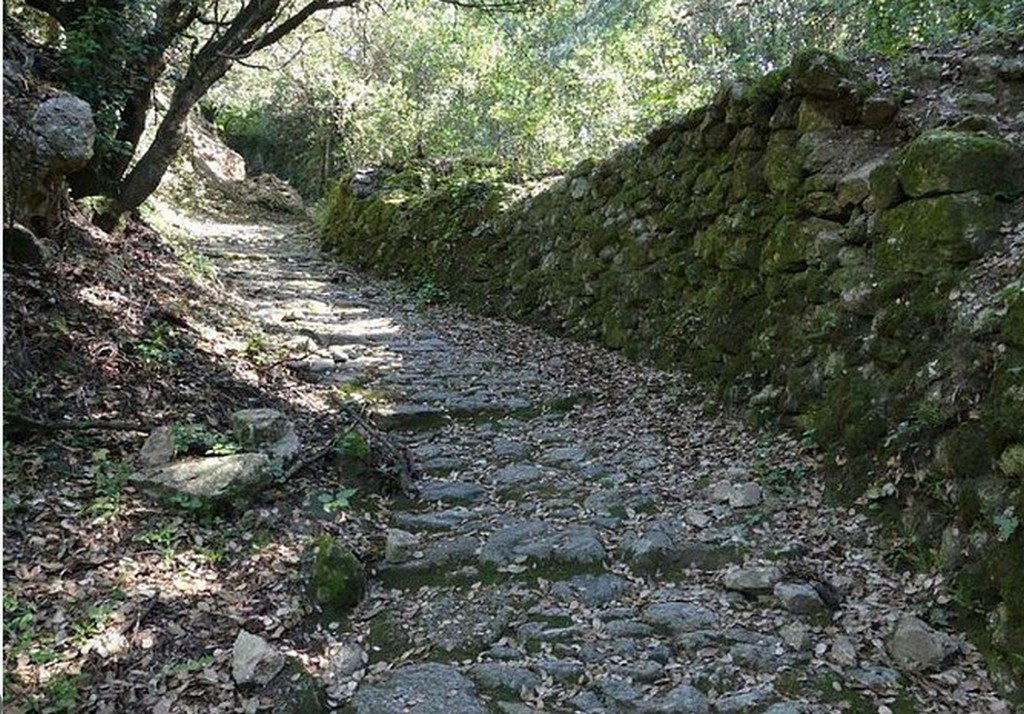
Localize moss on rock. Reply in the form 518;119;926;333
897;131;1024;199
875;193;1008;272
308;535;365;617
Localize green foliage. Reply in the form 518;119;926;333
338;430;370;461
83;448;132;519
316;487;358;513
995;507;1020;543
210;0;1024;197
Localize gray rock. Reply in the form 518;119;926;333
595;676;643;707
391;506;479;532
723;566;782;595
535;657;585;683
231;408;290;448
684;508;712;528
614;660;663;683
232;630;284;687
326;638;365;679
780;621;812;651
549;573;628;606
539;445;590;466
888;616;958;673
715;688;775;712
32;94;96;172
377;535;477;583
603;619;654;637
384;529;420;564
846;665;901;690
480;521;605;568
729;482;763;508
640;683;709;714
626;527;676;572
371;403;448;431
764;705;804;714
729;642;784;672
642;602;718;634
774;582;826;614
130;453;273;510
3;224;48;264
705;480;735;503
570;176;591;200
572;690;610;713
349;663;488;714
493;439;532;459
139;425;176;468
469;663;541;695
417;479;486;504
829;635;858;666
490;463;544;488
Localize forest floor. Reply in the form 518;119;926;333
2;195;1017;713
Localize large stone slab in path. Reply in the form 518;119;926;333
480;521;606;569
349;663;488;714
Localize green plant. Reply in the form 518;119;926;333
40;673;80;713
317;488;359;513
136;518;184;560
338;430;371;461
244;331;271;360
84;450;132;519
412;278;449;305
995;507;1020;543
135;324;177;364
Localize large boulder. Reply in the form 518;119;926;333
130;453;275;511
790;48;856;100
3;70;96;226
897;131;1024;199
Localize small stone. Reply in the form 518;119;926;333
232;630;285;687
384;529;420;564
536;657;585;683
468;663;541;695
830;635;858;666
139;425;176;468
888;616;958;672
417;480;486;504
729;482;763;508
774;582;826;614
715;688;775;713
846;665;901;691
642;602;718;635
705;480;735;503
614;660;663;683
684;508;711;528
780;621;812;651
723;566;782;595
649;683;710;713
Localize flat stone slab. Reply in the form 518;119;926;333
370;403;449;431
480;521;606;569
642;602;718;635
130;453;272;509
391;506;480;532
349;663;488;714
416;480;486;504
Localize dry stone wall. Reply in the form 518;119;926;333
322;48;1024;683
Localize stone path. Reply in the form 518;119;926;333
189;213;1012;714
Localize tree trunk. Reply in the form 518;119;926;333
96;76;209;229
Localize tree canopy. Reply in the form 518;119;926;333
5;0;1021;213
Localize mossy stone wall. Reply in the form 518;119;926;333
321;49;1024;691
